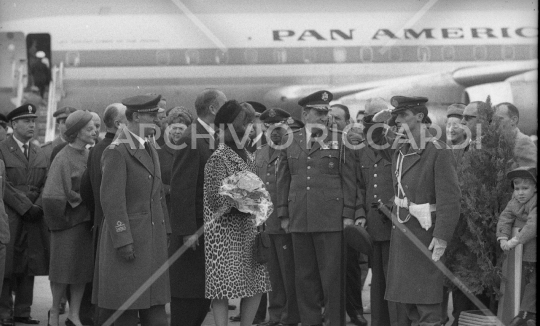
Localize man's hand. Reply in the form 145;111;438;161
372;108;393;123
183;234;199;251
500;239;509;251
506;237;519;250
343;218;354;228
22;205;43;222
428;237;447;262
117;243;135;261
280;218;290;233
354;217;366;227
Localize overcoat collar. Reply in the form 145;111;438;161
365;145;382;164
196;120;211;145
395;133;434;177
117;130;156;176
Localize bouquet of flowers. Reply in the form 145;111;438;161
219;170;274;226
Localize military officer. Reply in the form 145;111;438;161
0;104;49;326
277;90;358;326
364;96;461;325
40;106;78;164
255;108;300;326
95;94;170;326
357;98;409;326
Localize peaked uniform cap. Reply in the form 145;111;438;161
53;106;78;118
7;103;38;121
390;96;429;117
260;108;291;123
298;90;333;110
246;101;267;115
122;94;161;113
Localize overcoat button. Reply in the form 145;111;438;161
374;174;377;177
307;187;310;190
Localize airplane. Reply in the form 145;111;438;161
0;0;537;142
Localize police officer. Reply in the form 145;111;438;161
364;96;461;325
95;94;170;326
255;108;300;326
41;106;78;164
0;104;49;326
277;91;358;326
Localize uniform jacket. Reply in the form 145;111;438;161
497;193;536;262
365;118;461;304
357;145;394;242
94;130;171;310
0;160;10;245
255;144;282;234
0;135;49;276
168;121;214;298
41;136;65;166
277;128;357;232
513;129;537;168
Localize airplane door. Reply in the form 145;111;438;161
26;33;51;90
0;32;27;89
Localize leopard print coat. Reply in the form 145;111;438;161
203;143;271;299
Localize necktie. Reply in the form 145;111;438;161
22;144;29;160
144;142;153;158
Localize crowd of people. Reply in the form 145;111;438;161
0;87;536;326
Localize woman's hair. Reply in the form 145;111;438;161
218;101;255;142
65;131;78;143
166;107;193;126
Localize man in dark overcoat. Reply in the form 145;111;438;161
255;108;300;326
95;94;170;326
365;96;461;325
277;90;358;326
168;89;227;326
0;161;10;297
356;98;409;326
0;104;49;326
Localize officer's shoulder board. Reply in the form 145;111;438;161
430;138;449;150
40;141;52;148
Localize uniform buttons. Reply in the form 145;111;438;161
307;166;311;169
307;187;310;190
148;175;151;179
307;156;311;160
374;164;377;167
403;229;406;233
393;225;395;229
152;222;155;226
307;177;311;180
374;174;377;177
374;195;377;198
374;184;377;188
266;182;270;185
267;173;270;176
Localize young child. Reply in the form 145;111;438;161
497;166;537;326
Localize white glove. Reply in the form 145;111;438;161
506;237;520;249
372;109;393;123
428;237;447;262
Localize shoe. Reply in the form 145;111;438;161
350;314;368;326
257;322;280;326
509;316;526;326
230;314;241;322
252;318;264;325
228;304;237;310
13;317;40;325
2;318;14;326
65;319;75;326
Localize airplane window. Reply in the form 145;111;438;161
473;45;487;61
65;51;80;67
244;49;258;64
302;48;317;63
441;46;455;61
185;49;200;65
417;46;431;62
359;47;373;62
214;50;229;64
272;48;287;64
389;47;403;62
501;45;515;61
156;50;171;66
333;47;347;63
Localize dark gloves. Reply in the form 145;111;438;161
22;205;43;222
117;243;135;261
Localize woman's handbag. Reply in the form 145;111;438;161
255;226;270;264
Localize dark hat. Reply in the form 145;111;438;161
260;108;291;124
64;110;93;137
214;100;243;127
390;96;428;116
122;94;161;113
343;225;373;256
53;106;78;119
298;90;333;110
7;103;38;121
0;113;7;123
447;103;466;118
507;166;537;187
246;101;267;115
287;117;304;129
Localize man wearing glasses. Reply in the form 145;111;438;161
41;106;78;164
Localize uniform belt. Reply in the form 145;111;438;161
394;197;436;212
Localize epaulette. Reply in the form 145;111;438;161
430;138;449;150
292;128;302;133
40;141;52;148
108;140;120;149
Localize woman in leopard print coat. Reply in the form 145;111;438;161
204;100;271;326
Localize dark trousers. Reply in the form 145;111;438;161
0;245;5;296
170;297;211;326
371;241;409;326
267;234;300;324
345;244;363;319
520;262;536;313
98;305;167;326
450;289;491;326
292;232;343;326
0;274;34;318
402;303;442;326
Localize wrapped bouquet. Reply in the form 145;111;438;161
218;170;274;226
